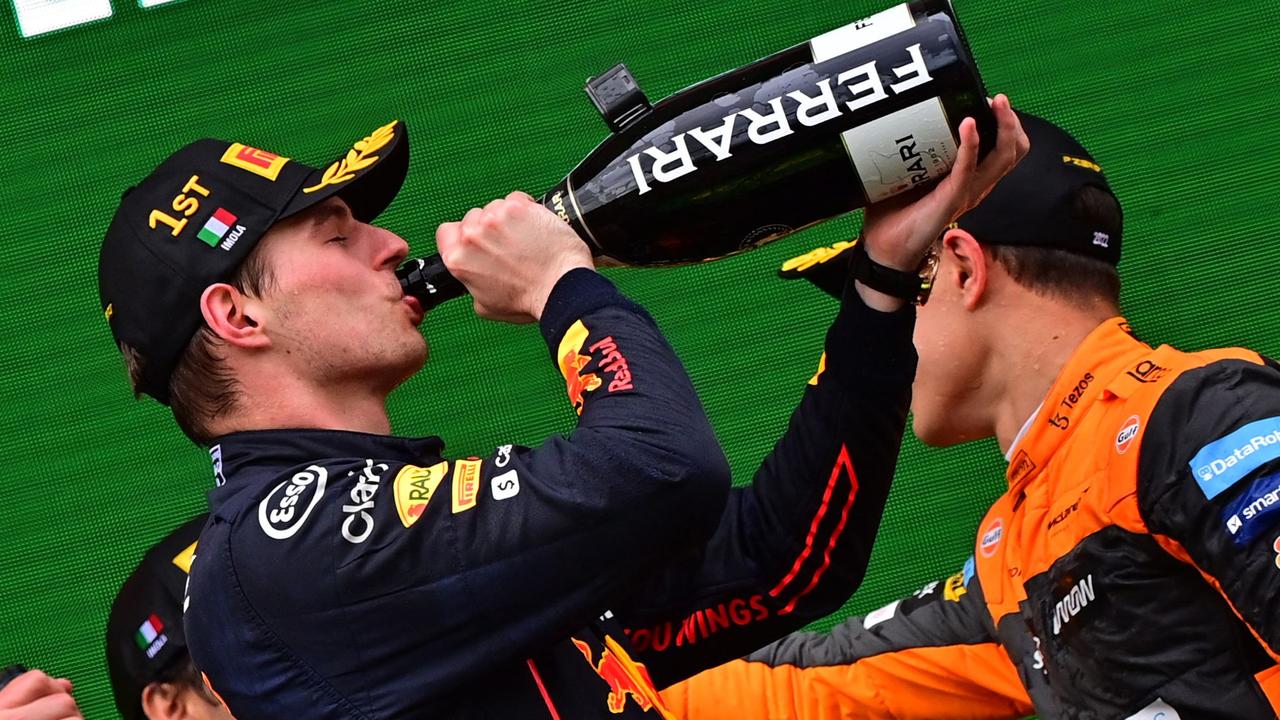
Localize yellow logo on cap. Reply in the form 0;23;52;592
172;541;198;574
221;144;290;181
303;120;398;194
1063;155;1102;173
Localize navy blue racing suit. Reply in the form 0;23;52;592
184;268;916;718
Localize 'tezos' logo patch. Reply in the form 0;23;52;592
220;143;289;181
452;459;482;514
258;465;328;540
1062;155;1102;173
1191;416;1280;500
1115;415;1141;454
557;320;603;415
980;517;1004;558
393;462;447;528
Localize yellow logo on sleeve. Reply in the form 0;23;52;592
393;461;448;528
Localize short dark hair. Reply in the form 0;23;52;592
121;245;275;445
984;185;1122;309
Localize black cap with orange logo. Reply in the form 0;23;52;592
781;110;1122;297
98;121;409;404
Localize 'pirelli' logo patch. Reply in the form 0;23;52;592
452;459;481;514
220;143;289;181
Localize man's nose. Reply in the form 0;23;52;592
369;223;410;269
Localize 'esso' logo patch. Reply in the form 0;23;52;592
259;465;328;540
980;517;1004;558
1115;415;1141;454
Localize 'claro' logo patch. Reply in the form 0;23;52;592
259;465;328;540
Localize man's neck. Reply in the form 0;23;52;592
210;371;393;439
985;303;1112;457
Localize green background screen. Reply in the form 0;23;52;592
1;1;1278;717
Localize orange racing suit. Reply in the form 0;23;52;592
665;318;1280;718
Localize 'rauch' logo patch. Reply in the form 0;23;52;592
393;462;447;528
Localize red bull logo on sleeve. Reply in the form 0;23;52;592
558;320;604;415
572;636;673;717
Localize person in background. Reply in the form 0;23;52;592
106;514;233;720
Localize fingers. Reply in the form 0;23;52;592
0;690;81;720
947;116;980;193
506;190;535;203
962;94;1028;205
0;670;62;708
975;95;1027;180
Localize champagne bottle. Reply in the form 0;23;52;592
400;0;994;309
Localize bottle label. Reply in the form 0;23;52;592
841;97;958;203
809;3;916;63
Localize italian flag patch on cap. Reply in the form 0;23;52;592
197;208;238;247
135;614;164;651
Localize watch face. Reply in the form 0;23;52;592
915;240;943;305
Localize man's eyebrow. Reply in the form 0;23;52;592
309;203;348;232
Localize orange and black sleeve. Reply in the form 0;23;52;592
663;566;1034;720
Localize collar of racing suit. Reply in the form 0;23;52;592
1003;317;1152;498
1005;402;1043;463
206;428;446;494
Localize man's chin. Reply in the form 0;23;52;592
910;414;966;448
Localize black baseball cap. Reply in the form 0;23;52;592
105;514;206;720
781;110;1122;295
99;120;410;404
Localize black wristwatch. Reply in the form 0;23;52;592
850;239;927;301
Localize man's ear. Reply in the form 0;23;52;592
141;682;182;720
941;227;990;311
199;283;270;349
